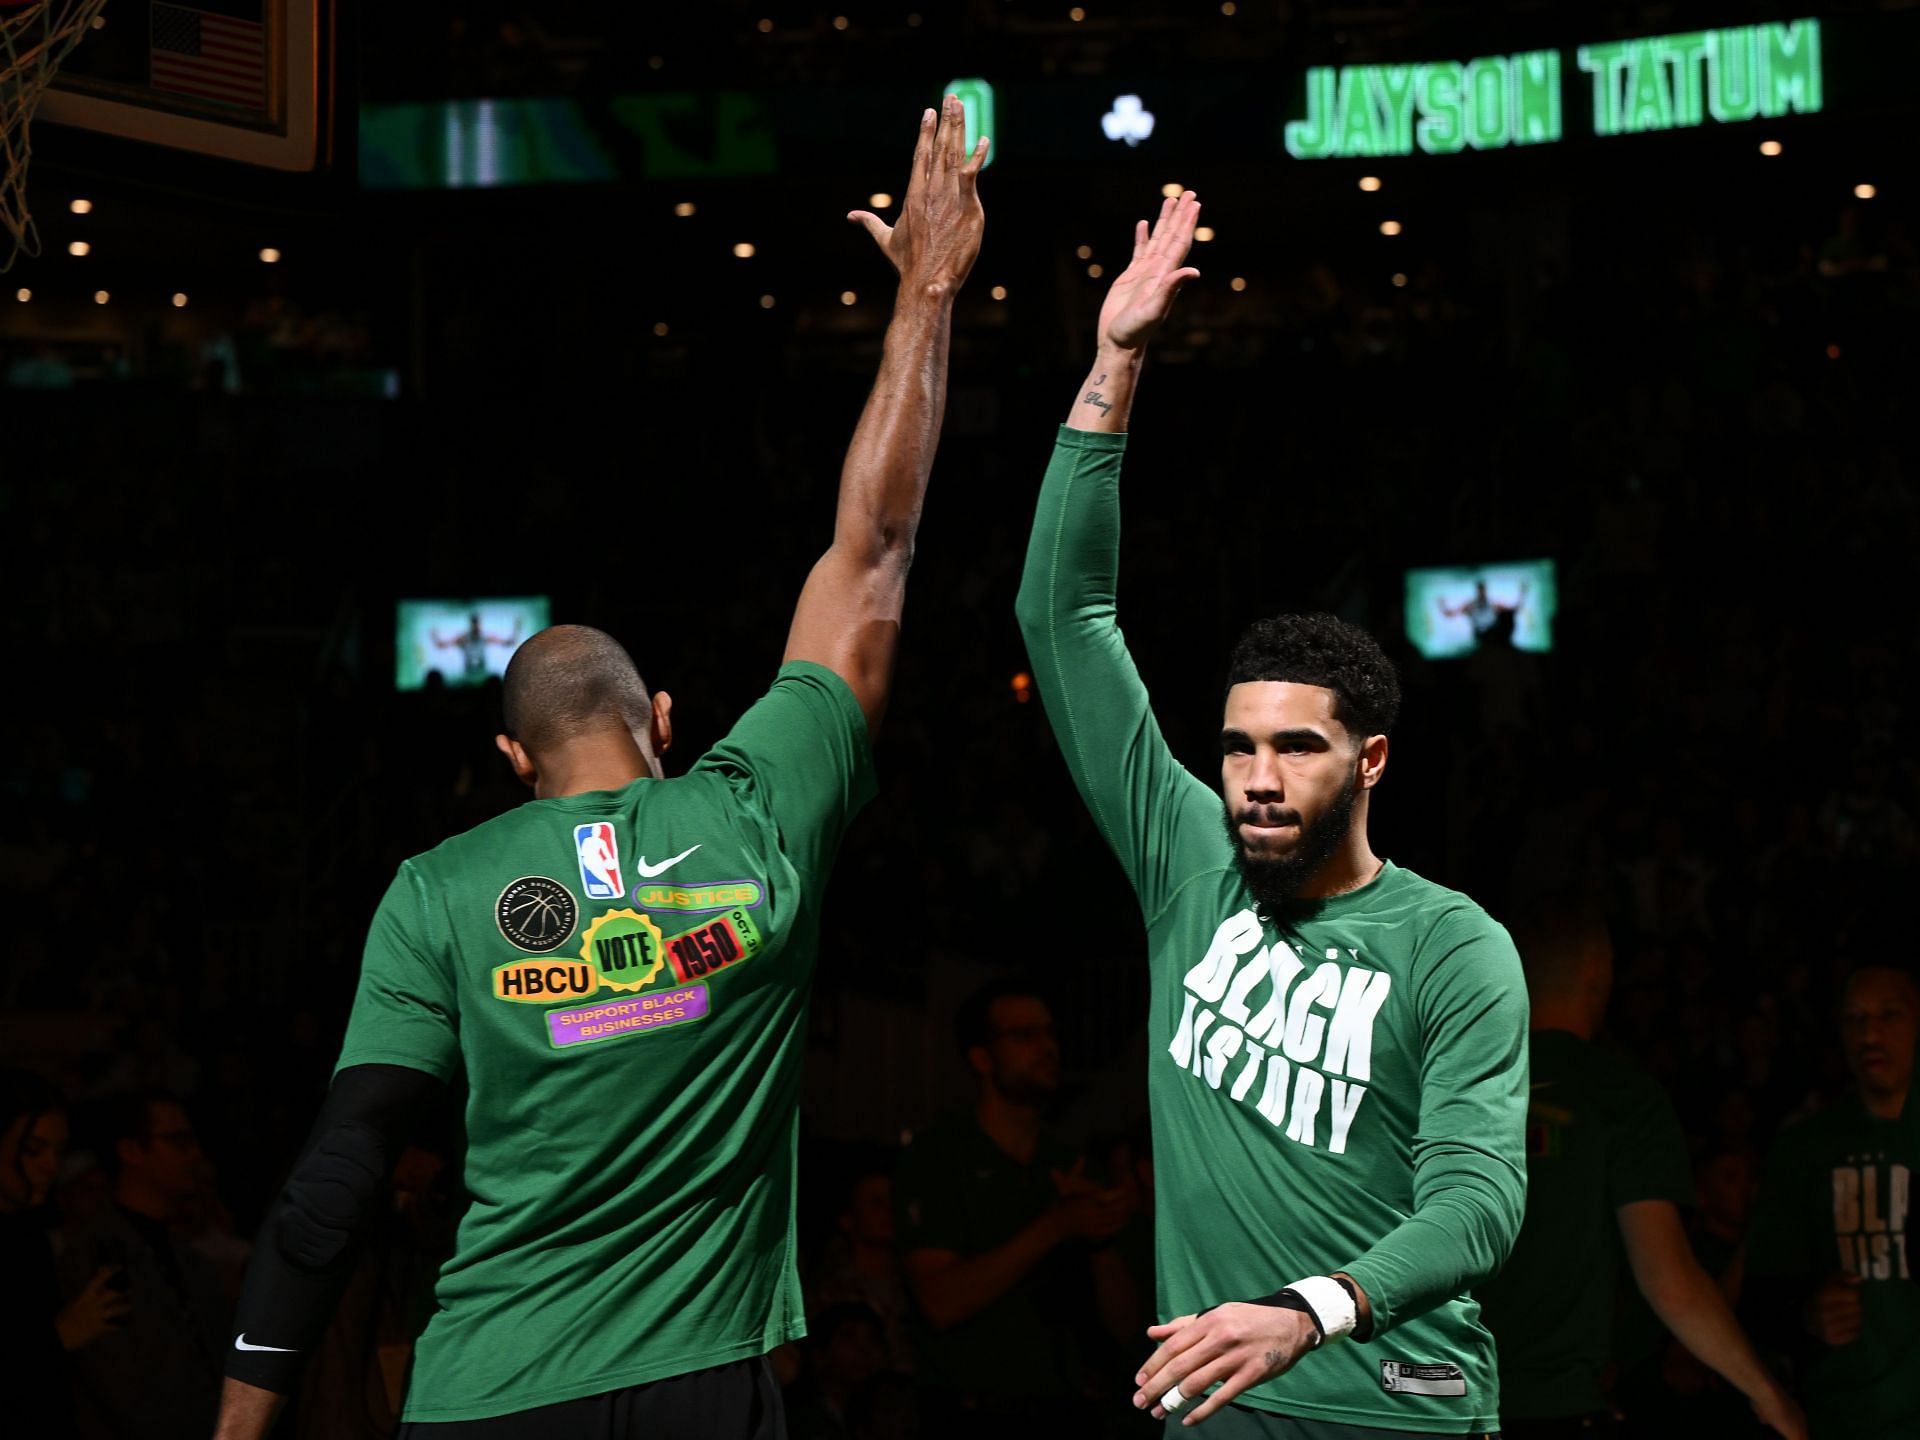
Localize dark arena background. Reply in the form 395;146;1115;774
2;2;1916;1437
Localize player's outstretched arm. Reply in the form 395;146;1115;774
1014;192;1214;911
783;95;987;734
1065;190;1200;434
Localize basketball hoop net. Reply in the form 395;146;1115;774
1;0;109;273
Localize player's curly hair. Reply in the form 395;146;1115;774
1225;613;1401;740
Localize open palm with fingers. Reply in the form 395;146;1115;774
848;94;988;292
1099;190;1202;350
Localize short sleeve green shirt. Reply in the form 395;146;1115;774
1473;1030;1693;1419
336;661;875;1421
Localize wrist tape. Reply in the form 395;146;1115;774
1252;1275;1359;1345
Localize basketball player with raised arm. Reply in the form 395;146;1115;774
211;98;987;1440
1015;192;1528;1436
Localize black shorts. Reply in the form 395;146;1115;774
395;1358;785;1440
1168;1406;1501;1439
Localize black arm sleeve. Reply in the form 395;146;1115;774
223;1063;443;1394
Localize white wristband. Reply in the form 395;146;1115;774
1285;1275;1357;1344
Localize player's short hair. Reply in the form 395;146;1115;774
501;625;651;755
953;977;1051;1056
1224;613;1401;740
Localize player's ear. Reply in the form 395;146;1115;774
494;733;537;789
650;691;673;757
1357;733;1388;790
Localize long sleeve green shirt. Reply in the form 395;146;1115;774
1015;426;1529;1433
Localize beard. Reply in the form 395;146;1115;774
1224;772;1360;921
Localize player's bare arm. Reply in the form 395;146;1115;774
1065;190;1201;435
784;94;988;733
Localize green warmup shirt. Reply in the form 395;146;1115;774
335;661;875;1422
1746;1096;1919;1440
1473;1029;1693;1419
1015;428;1529;1435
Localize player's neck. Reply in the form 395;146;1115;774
1300;822;1384;902
976;1090;1044;1167
533;735;659;799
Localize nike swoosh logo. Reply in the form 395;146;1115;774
634;845;701;878
234;1334;297;1353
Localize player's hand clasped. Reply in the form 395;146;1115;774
849;94;988;293
1133;1302;1321;1427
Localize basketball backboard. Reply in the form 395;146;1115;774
36;0;328;170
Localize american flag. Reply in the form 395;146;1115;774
150;3;267;111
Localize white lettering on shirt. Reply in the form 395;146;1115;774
1172;909;1392;1156
1829;1161;1912;1281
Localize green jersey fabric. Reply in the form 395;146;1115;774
1016;428;1529;1435
1473;1030;1693;1419
1746;1097;1919;1440
336;661;875;1421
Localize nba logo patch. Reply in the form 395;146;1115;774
574;822;623;900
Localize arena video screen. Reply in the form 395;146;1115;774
395;597;549;690
1403;561;1557;660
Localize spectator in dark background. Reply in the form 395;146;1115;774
57;1091;230;1440
1744;966;1919;1440
1477;906;1802;1439
893;978;1133;1437
810;1150;915;1374
786;1302;895;1440
1097;1122;1156;1353
0;1069;114;1439
1691;1144;1762;1295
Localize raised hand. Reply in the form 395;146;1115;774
849;95;988;294
1098;190;1202;351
